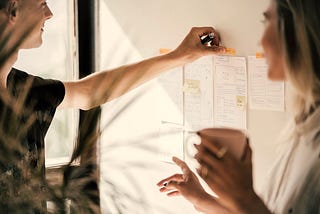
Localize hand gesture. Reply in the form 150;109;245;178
157;156;230;213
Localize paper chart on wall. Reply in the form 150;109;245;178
184;56;214;131
213;56;247;130
248;56;285;111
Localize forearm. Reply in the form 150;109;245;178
85;50;190;106
60;50;191;110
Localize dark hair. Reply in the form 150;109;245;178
276;0;320;113
0;0;9;10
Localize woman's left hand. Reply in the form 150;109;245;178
157;156;209;203
157;156;231;213
194;131;256;213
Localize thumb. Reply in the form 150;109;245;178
203;45;226;55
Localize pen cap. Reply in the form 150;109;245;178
198;128;247;160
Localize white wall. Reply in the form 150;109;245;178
99;0;291;213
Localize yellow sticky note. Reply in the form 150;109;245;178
236;95;246;110
183;79;201;94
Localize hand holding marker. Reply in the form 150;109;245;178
201;32;235;55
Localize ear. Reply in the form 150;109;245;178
7;0;18;22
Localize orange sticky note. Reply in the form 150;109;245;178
225;48;236;55
159;48;172;54
256;52;265;58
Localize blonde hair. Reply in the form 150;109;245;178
276;0;320;117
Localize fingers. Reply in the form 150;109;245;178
196;164;227;197
174;26;226;61
190;27;225;54
172;156;191;175
159;186;172;193
157;174;184;187
172;156;187;168
190;26;216;37
167;190;181;197
159;182;177;193
157;156;190;187
194;147;223;174
158;180;182;197
205;45;226;54
195;132;222;158
191;26;221;45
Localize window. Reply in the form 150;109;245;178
14;0;77;167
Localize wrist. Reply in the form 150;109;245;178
168;48;198;65
193;192;216;213
235;191;270;214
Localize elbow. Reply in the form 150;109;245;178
79;105;93;111
78;94;98;110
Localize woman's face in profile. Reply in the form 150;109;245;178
261;0;286;81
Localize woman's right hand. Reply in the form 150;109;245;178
171;27;226;63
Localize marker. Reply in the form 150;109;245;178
201;32;215;45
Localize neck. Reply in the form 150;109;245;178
0;52;18;90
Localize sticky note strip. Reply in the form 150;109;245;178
159;48;172;54
183;79;201;94
225;48;236;55
256;52;265;58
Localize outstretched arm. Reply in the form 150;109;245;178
59;27;225;110
157;157;231;214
